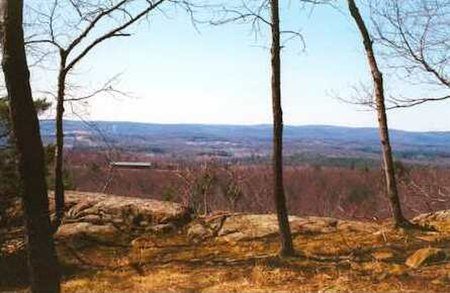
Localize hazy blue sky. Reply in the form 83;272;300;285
34;1;450;131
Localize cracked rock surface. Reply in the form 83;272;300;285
186;213;381;243
53;191;191;245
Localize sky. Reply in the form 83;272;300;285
32;1;450;132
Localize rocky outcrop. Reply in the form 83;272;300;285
54;191;191;246
217;214;339;242
53;192;450;249
186;213;380;243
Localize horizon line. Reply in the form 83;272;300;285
38;119;450;134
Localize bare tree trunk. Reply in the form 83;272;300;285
35;1;169;233
347;0;410;227
270;0;295;256
53;52;67;232
1;0;61;291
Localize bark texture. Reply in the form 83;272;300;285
347;0;410;227
269;0;295;256
0;0;61;291
53;51;67;232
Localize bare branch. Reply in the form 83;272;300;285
65;0;166;72
334;82;376;111
64;0;129;55
387;94;450;109
64;74;133;102
370;0;450;108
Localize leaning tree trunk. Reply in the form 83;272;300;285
269;0;295;256
347;0;410;227
0;0;61;292
53;53;67;232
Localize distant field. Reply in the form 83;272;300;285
65;150;450;221
40;120;450;166
36;120;450;221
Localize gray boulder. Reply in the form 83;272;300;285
53;191;191;245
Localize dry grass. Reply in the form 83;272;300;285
57;219;450;293
1;212;449;292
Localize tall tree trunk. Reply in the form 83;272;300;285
347;0;410;227
0;0;61;292
269;0;295;257
53;53;67;232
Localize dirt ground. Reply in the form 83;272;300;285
61;216;449;292
1;209;449;293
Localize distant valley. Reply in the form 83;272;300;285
39;120;450;166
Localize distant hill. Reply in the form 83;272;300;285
39;120;450;166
